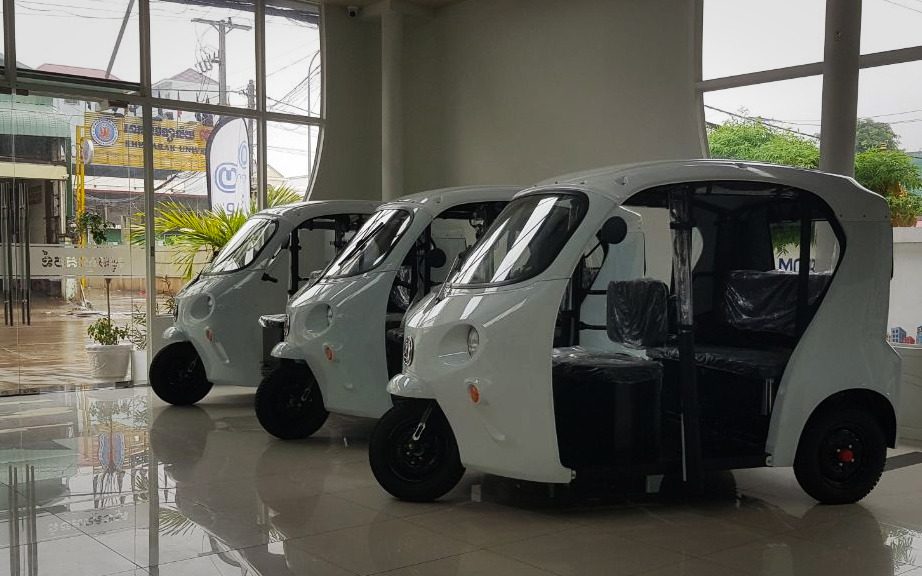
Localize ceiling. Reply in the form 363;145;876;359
325;0;463;7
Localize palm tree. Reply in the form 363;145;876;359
132;184;305;278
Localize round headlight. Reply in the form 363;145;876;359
467;327;479;357
403;336;415;367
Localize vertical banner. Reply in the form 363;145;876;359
206;118;251;213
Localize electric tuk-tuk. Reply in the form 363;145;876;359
257;186;518;439
150;200;378;405
372;160;900;504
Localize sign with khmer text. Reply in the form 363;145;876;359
83;112;212;172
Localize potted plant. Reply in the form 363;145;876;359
86;317;131;381
127;305;148;383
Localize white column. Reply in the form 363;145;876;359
819;0;862;176
381;8;404;201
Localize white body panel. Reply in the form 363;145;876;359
278;186;521;419
392;160;899;482
168;200;378;388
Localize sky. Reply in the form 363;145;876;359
703;0;922;152
4;0;321;180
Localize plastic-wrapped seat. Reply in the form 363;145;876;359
552;279;667;467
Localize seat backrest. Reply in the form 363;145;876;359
720;270;831;339
606;279;669;348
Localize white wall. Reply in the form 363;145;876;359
401;0;704;191
313;0;704;199
309;4;383;202
889;227;922;341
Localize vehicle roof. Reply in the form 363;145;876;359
256;199;381;222
532;159;889;222
381;185;521;214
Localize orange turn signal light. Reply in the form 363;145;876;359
323;345;335;362
468;383;480;404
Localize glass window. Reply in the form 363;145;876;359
322;209;412;278
14;0;140;83
704;76;823;162
703;0;825;80
204;216;277;274
150;1;255;108
266;2;321;117
452;193;588;287
857;62;922;156
267;122;319;193
861;0;922;55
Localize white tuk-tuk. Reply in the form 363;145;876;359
257;186;518;439
150;200;378;405
371;160;900;504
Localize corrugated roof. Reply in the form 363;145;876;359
158;68;217;85
36;63;122;81
0;107;70;138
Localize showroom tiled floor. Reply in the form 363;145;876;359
1;385;921;576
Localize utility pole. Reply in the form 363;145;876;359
191;17;252;105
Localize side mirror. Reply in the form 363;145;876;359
599;216;628;245
307;269;323;283
426;247;447;269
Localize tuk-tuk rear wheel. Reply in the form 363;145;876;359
255;363;329;440
150;342;214;405
369;402;464;502
794;406;886;504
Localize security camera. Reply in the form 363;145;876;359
347;5;360;18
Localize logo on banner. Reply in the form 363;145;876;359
238;142;248;168
215;163;238;193
91;117;119;147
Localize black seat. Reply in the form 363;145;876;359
650;270;831;380
646;345;791;380
551;279;667;468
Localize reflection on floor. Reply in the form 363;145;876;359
0;292;147;396
0;386;921;576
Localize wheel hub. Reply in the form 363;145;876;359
821;427;864;482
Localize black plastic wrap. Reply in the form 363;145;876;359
606;279;669;348
720;270;830;338
385;327;405;378
260;314;287;378
552;346;662;468
552;346;664;385
647;345;791;380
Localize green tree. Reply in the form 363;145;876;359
708;118;922;227
708;119;819;169
854;149;922;196
855;118;900;153
854;149;922;226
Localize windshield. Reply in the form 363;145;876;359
451;193;588;287
322;208;412;278
204;216;278;275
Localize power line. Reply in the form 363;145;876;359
704;105;820;140
881;0;922;15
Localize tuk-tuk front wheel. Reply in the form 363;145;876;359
149;342;213;405
794;406;887;504
369;401;464;502
255;363;329;440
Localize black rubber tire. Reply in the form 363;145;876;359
794;406;887;504
369;402;464;502
149;342;213;406
255;363;329;440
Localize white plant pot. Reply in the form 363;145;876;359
150;315;175;356
894;344;922;442
86;344;132;381
131;349;149;383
